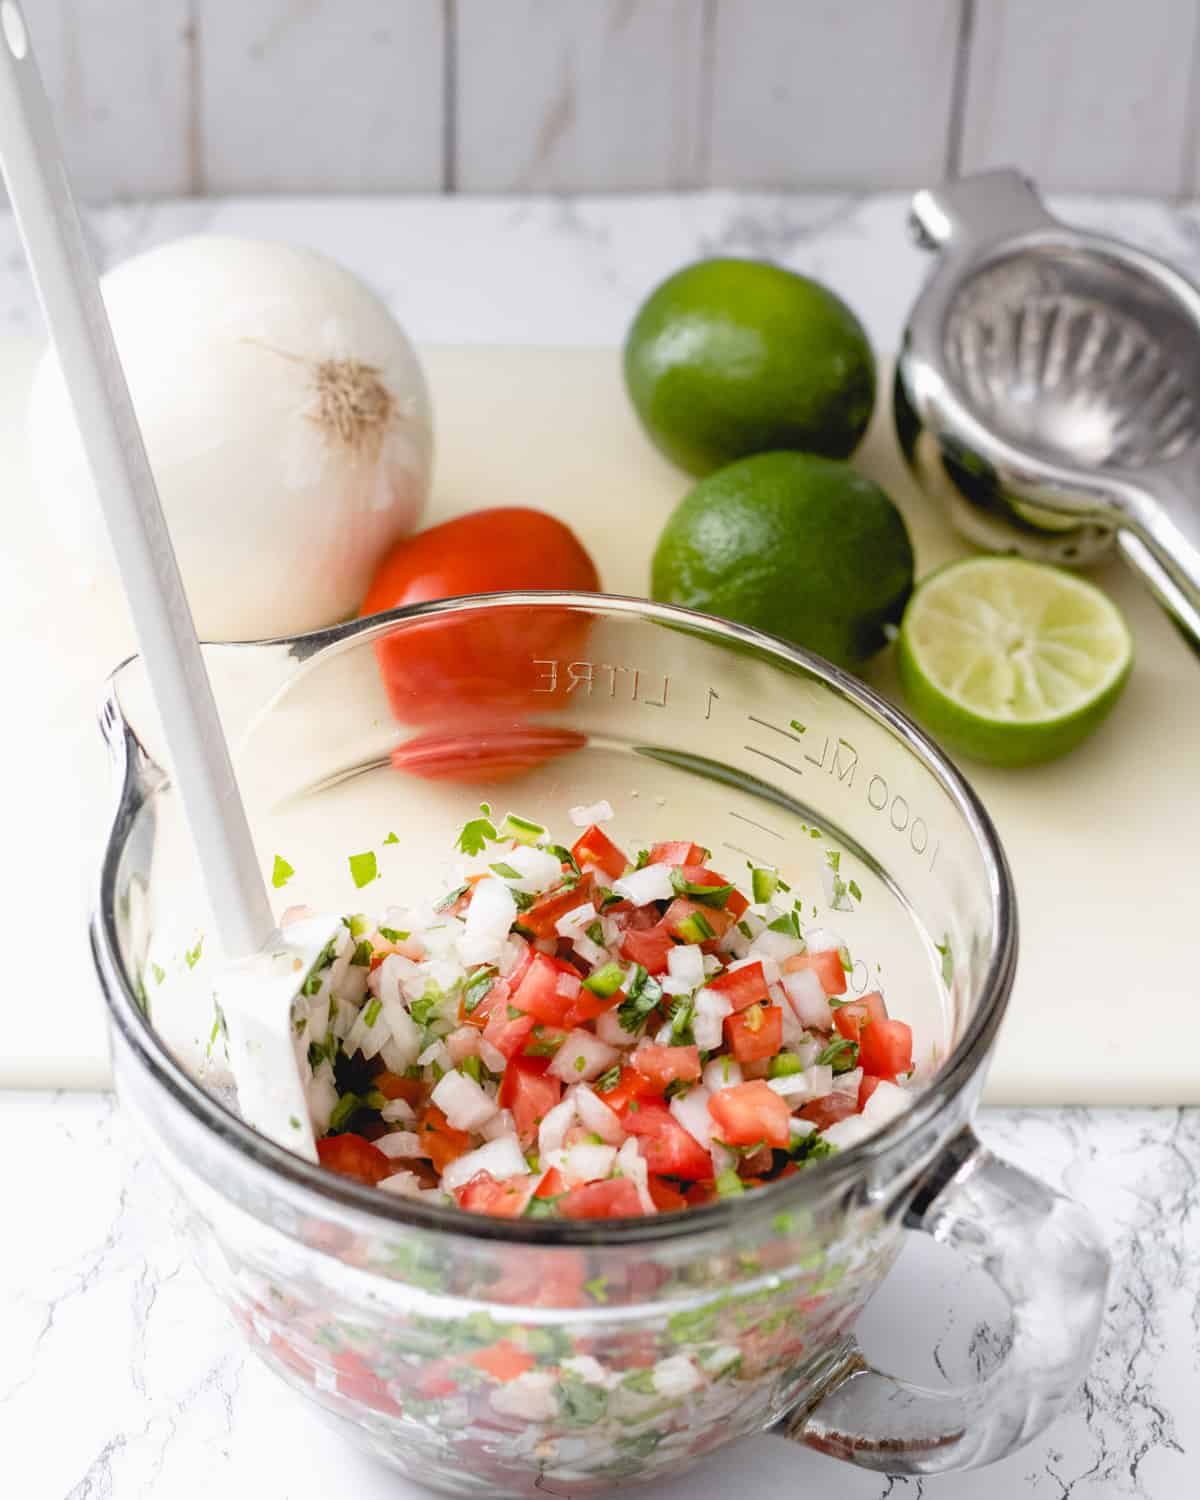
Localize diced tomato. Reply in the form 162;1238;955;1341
508;943;536;990
647;1176;689;1213
724;1004;783;1063
498;1058;562;1142
631;1044;701;1091
416;1104;472;1174
372;1071;427;1106
559;1178;645;1219
648;841;708;866
523;874;596;941
797;1092;858;1131
510;951;576;1025
708;1081;791;1150
390;726;586;783
684;1180;718;1208
833;991;888;1045
674;864;749;920
564;987;623;1028
483;1001;537;1060
269;1332;315;1385
597;1066;657;1117
460;975;511;1030
415;1363;459;1400
708;960;770;1011
861;1019;913;1080
333;1349;403;1415
316;1133;394;1186
619;922;675;975
535;1166;565;1199
783;948;848;996
663;897;736;943
858;1074;884;1111
623;1103;713;1179
470;1340;536;1381
571;825;629;881
455;1171;538;1219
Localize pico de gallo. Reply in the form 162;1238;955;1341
289;805;916;1219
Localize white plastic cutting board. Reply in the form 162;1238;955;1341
1;340;1197;1101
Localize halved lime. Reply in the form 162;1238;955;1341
897;557;1132;767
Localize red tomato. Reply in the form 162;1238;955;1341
833;991;888;1043
619;922;675;975
361;507;600;714
571;825;629;881
483;1001;537;1060
797;1092;858;1130
564;987;622;1027
498;1058;562;1142
470;1340;537;1382
559;1178;645;1219
597;1066;656;1117
783;949;848;997
648;841;708;866
631;1044;702;1091
708;1081;791;1149
858;1074;884;1111
372;1071;427;1106
456;1172;537;1219
647;1176;690;1213
675;864;749;920
511;951;575;1025
708;960;770;1011
861;1019;913;1080
390;726;586;784
724;1004;784;1063
416;1105;472;1174
316;1133;394;1186
523;874;595;941
623;1103;713;1179
535;1166;566;1199
663;897;737;943
334;1349;403;1416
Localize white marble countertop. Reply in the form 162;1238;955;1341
3;191;1199;1498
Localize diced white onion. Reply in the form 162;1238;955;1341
821;1114;874;1150
709;1141;737;1176
478;1038;507;1073
862;1079;911;1128
572;1085;623;1144
380;1097;416;1124
767;1067;830;1102
432;1069;499;1132
440;1135;528;1193
572;934;608;967
789;1117;816;1140
446;1025;481;1064
555;902;597;939
569;800;614;826
832;1066;863;1098
670;1086;713;1147
305;1062;338;1136
613;864;675;906
804;927;845;955
562;1143;617;1184
781;968;834;1030
459;877;517;963
595;1007;639;1047
692;987;732;1051
489;1370;559;1421
555;970;582;1000
501;844;564;894
667;944;705;989
702;1055;742;1093
378;1171;425;1198
548;1029;620;1083
482;1108;517;1141
653;1354;703;1399
417;1039;450;1069
702;953;723;975
748;928;806;962
616;1137;657;1214
538;1096;577;1156
376;1130;425;1160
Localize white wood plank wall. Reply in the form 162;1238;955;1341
17;0;1200;199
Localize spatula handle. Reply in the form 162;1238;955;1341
0;1;275;957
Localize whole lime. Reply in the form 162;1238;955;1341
624;258;875;476
651;452;914;669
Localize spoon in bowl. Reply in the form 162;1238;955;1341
0;0;333;1159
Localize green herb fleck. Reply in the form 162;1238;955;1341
435;883;469;912
617;964;664;1033
289;1115;301;1130
456;803;498;857
848;878;862;902
363;998;382;1028
936;935;954;986
594;1064;621;1094
544;844;581;877
558;1372;609;1426
669;993;696;1046
772;1212;795;1234
328;1092;364;1134
817;1036;859;1073
150;962;165;986
185;938;203;970
767;909;803;938
500;811;545;845
490;861;522;879
350;939;373;967
586;920;605;944
463;965;498;1014
348;851;378;889
790;1131;836;1165
584;1275;609;1303
462;1055;483;1085
271;854;295;889
383;831;400;845
716;1168;745;1197
669;868;733;908
621;1367;659;1395
378;926;408;943
737;919;753;939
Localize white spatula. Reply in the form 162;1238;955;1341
0;0;330;1160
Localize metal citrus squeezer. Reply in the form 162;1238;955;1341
895;169;1200;654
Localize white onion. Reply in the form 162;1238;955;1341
29;236;432;640
748;928;807;963
781;969;834;1031
459;878;517;964
572;1085;623;1144
478;1039;508;1074
305;1063;338;1136
670;1087;713;1147
595;1008;639;1047
692;987;733;1051
667;944;705;990
482;1108;517;1141
569;801;615;826
616;1137;657;1214
376;1130;425;1160
378;1171;424;1198
549;1029;620;1083
821;1114;875;1150
446;1025;482;1064
380;1097;416;1124
702;1055;742;1093
538;1097;577;1156
572;934;609;967
500;845;564;894
862;1079;911;1127
555;902;597;939
441;1136;528;1193
431;1069;498;1132
555;971;582;1000
653;1355;703;1398
613;865;675;906
832;1067;863;1098
562;1144;617;1184
804;927;845;954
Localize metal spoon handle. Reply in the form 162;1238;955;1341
0;1;275;956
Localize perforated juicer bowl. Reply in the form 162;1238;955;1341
91;594;1108;1494
896;170;1200;650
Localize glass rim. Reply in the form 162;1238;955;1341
93;590;1018;1250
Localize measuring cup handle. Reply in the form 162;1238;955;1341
778;1128;1109;1474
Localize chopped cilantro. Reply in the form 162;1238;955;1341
736;919;754;939
288;1115;301;1130
206;1000;227;1059
585;919;605;944
669;868;733;908
675;910;715;944
462;965;498;1014
348;850;378;889
936;934;954;986
634;849;650;869
767;909;803;938
378;926;408;943
150;962;165;986
327;1092;364;1133
597;887;624;911
583;1274;609;1303
817;1036;859;1073
271;854;294;889
558;1372;609;1426
594;1064;621;1094
669;993;696;1046
456;803;498;856
350;939;373;967
524;1196;561;1219
617;964;663;1033
410;989;444;1028
184;937;203;970
507;1005;523;1020
825;849;853;911
573;1055;586;1073
363;998;382;1028
435;883;469;912
383;831;400;845
489;861;522;879
716;1168;745;1197
848;878;862;902
461;1055;483;1085
839;945;853;972
772;1212;795;1234
511;888;536;912
543;844;581;876
791;1131;836;1164
621;1367;659;1395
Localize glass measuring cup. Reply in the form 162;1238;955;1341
91;594;1107;1493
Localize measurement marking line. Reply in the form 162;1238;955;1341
722;841;773;867
728;809;785;841
747;714;806;744
744;744;805;777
